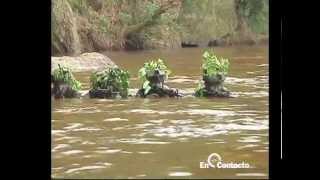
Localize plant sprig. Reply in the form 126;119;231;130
202;50;229;76
194;80;205;97
195;50;230;97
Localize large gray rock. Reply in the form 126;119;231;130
51;52;117;73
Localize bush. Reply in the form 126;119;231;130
195;50;230;97
52;64;82;91
138;59;171;95
202;50;229;76
90;67;130;97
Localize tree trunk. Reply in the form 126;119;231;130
234;0;247;34
122;0;179;49
233;0;255;44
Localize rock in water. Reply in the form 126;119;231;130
181;41;199;48
51;52;117;73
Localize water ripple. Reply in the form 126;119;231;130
118;138;171;144
65;165;108;174
168;172;192;177
61;150;84;155
236;173;267;177
104;118;128;122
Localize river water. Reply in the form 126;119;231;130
52;45;269;179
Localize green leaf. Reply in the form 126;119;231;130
143;80;150;89
144;84;151;95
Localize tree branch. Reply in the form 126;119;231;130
124;1;177;37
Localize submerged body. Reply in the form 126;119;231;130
52;80;80;99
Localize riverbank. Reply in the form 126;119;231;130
52;0;268;56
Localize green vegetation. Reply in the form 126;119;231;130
195;50;230;97
235;0;268;34
90;67;130;97
138;59;171;95
202;50;229;76
52;0;268;56
195;81;205;97
52;64;82;91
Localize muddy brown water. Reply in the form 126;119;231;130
52;45;269;179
